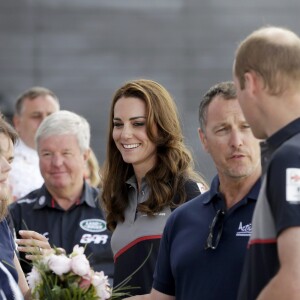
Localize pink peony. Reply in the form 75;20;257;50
79;274;92;291
27;245;115;300
71;254;90;276
48;254;71;276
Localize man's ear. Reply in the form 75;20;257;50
13;115;20;132
244;71;260;96
198;128;209;153
83;148;91;162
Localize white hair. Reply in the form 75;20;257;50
35;110;90;152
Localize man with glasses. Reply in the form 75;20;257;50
125;81;261;300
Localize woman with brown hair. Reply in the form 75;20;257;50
101;79;207;297
0;115;30;299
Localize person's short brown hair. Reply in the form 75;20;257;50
234;26;300;96
15;86;59;115
199;81;237;132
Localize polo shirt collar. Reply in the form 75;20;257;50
202;175;260;206
32;185;52;209
81;181;98;208
263;117;300;151
260;117;300;173
202;176;220;205
126;175;137;187
126;175;148;191
33;181;97;209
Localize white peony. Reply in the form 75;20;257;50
92;271;112;300
48;254;72;276
71;244;85;256
26;266;42;290
41;248;55;270
71;254;90;276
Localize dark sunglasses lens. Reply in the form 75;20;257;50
205;210;225;250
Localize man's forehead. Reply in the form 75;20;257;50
206;98;247;123
22;96;57;110
207;97;240;115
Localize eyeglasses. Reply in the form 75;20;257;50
205;209;225;250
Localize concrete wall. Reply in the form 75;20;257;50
1;0;300;181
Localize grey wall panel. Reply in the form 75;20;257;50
1;0;300;182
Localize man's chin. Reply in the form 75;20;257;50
226;167;256;179
47;181;69;190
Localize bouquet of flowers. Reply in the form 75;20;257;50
26;245;113;300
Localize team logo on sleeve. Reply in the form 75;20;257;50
286;168;300;204
79;219;107;232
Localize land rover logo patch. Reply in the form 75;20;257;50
79;219;106;232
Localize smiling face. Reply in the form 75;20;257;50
38;134;89;196
199;96;261;181
112;96;157;176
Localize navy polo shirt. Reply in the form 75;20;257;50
238;118;300;300
8;182;114;280
153;176;260;300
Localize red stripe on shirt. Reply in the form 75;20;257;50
114;235;162;262
248;238;277;248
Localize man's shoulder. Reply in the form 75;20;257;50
87;185;100;197
171;191;208;218
270;136;300;168
9;189;41;209
164;192;210;236
83;184;100;205
280;133;300;150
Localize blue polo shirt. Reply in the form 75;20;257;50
9;182;114;281
238;118;300;300
153;176;260;300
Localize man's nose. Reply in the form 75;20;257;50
52;154;63;166
229;130;243;148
